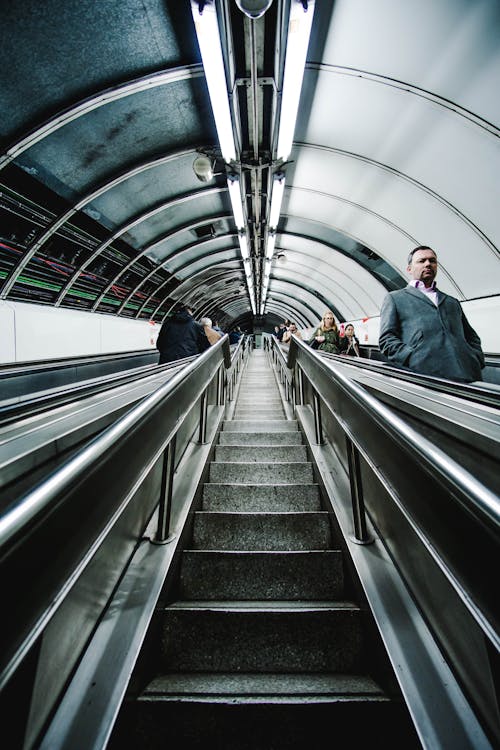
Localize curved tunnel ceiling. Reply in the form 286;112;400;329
0;0;498;332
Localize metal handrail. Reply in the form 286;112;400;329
0;335;236;691
281;336;500;651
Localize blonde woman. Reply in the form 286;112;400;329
309;310;340;353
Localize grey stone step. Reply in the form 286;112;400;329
191;511;331;550
142;671;385;698
131;684;422;750
209;462;314;484
179;551;343;599
202;483;321;511
214;446;307;463
160;603;364;672
233;412;285;420
218;431;303;445
223;420;298;432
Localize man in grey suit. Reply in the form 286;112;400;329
379;246;484;382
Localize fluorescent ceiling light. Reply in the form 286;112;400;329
191;2;237;163
276;0;315;162
268;174;285;231
238;233;249;260
265;233;276;260
227;176;246;231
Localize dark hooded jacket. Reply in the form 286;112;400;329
156;309;209;363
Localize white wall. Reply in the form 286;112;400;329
0;301;159;364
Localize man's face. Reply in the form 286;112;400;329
407;249;438;286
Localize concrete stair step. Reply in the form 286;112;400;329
159;602;364;672
129;687;421;750
202;483;321;511
223;420;298;432
214;445;307;462
218;431;303;445
179;551;343;599
233;412;285;420
191;511;331;550
142;671;385;698
209;462;313;484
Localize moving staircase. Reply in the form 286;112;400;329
111;350;419;748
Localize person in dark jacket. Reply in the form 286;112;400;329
339;323;360;357
156;306;209;363
379;246;484;382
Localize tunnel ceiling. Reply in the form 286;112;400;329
0;0;498;330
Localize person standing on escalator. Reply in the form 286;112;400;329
378;246;484;382
156;305;209;363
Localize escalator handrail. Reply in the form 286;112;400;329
285;336;500;649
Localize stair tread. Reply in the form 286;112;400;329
164;601;358;611
141;672;387;699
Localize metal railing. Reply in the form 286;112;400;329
265;333;500;745
0;335;246;738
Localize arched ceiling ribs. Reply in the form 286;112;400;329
89;204;230;312
180;270;244;313
113;222;234;315
264;299;310;328
56;192;228;307
123;233;241;316
146;248;247;320
267;276;343;323
274;219;406;293
0;147;197;299
0;65;204;172
136;268;238;320
270;240;381;314
295;142;500;260
195;292;248;322
264;291;317;327
306;64;500;137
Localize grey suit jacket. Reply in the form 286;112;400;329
379;286;484;382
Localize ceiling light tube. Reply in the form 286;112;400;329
268;174;285;231
265;232;276;261
276;0;315;162
238;233;249;260
191;1;237;163
227;175;246;231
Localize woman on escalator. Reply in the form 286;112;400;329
308;310;340;354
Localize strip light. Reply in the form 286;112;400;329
228;176;246;231
268;173;285;231
191;1;237;163
265;232;276;261
238;233;249;260
276;0;315;162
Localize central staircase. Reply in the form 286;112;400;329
113;349;419;749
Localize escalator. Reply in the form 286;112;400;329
1;336;498;748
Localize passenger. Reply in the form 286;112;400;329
200;317;222;346
379;246;484;382
156;305;209;363
282;322;302;344
212;320;224;335
309;310;340;353
339;323;360;357
228;326;243;344
276;323;287;341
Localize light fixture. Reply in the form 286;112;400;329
238;233;250;260
268;172;285;231
276;0;315;162
191;1;237;163
227;175;246;231
235;0;274;19
265;232;276;261
193;154;214;182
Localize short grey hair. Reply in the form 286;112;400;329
201;317;212;327
407;245;436;265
